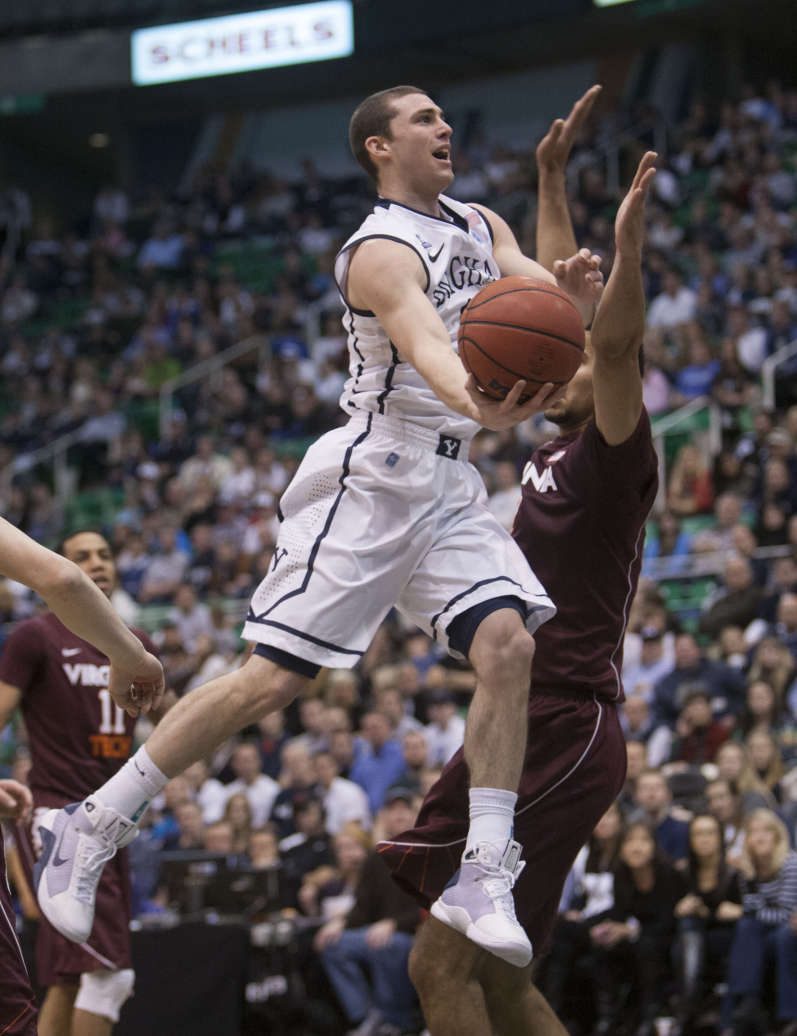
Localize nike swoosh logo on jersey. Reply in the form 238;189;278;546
61;647;81;657
427;244;444;262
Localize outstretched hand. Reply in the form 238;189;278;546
466;374;567;431
536;84;602;175
108;649;166;718
552;248;604;326
615;151;657;259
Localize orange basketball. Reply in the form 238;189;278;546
458;275;585;403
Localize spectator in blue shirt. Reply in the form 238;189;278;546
653;632;747;729
672;330;721;403
633;768;690;862
349;711;405;813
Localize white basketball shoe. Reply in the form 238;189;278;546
430;839;532;967
34;795;138;944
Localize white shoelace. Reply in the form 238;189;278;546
75;839;116;905
476;867;520;920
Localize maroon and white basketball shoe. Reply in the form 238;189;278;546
430;839;532;967
34;795;138;944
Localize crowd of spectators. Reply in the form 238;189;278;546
1;78;797;1036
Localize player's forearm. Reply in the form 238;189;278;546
536;170;578;272
590;251;645;360
415;342;481;422
43;568;148;671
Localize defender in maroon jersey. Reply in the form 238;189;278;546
0;530;163;1036
0;516;162;1036
379;97;660;1034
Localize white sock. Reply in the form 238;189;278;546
95;746;169;823
465;786;517;855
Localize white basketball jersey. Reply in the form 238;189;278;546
334;194;499;441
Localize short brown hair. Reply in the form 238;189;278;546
349;85;427;183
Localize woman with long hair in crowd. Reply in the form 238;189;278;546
674;813;743;1033
544;801;625;1025
590;822;687;1036
745;729;786;804
746;636;795;706
667;443;715;517
724;809;797;1036
715;741;775;814
223;791;255;855
302;821;372;933
739;679;783;737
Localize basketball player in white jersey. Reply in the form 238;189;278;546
36;85;602;970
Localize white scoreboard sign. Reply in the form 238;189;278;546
132;1;354;85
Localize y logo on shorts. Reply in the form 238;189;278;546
385;452;400;468
436;436;461;460
271;547;288;571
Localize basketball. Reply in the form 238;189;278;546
458;275;586;403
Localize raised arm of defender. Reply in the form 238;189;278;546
0;517;164;715
535;84;656;444
582;151;656;444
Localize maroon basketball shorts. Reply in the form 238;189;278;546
18;798;133;986
378;690;626;955
0;849;37;1036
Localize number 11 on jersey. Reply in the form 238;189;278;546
98;688;126;735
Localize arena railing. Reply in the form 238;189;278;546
650;395;722;515
761;336;797;411
158;332;272;438
11;425;87;502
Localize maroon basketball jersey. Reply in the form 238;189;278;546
513;410;658;703
0;827;37;1033
0;613;157;804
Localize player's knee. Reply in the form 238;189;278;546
74;968;134;1022
477;621;535;688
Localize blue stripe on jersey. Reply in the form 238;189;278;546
253;413;373;621
246;616;364;657
347;309;365;388
430;575;529;638
376;341;400;414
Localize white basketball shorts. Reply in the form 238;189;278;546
242;410;555;669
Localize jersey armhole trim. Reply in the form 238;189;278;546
466;203;495;244
335;234;431;313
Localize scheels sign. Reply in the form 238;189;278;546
131;1;354;85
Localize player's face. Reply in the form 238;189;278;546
62;531;116;598
377;93;453;192
543;351;594;431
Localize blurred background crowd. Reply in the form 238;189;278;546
0;45;796;1036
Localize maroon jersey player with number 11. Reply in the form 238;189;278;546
0;528;165;1036
0;517;162;1036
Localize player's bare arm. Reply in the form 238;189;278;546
0;778;32;821
347;237;564;430
0;517;164;716
584;150;657;446
472;203;603;327
536;84;602;271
